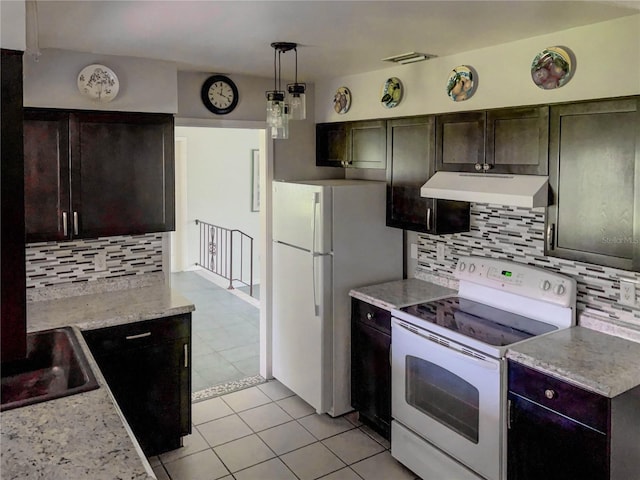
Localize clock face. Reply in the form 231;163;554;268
201;75;239;115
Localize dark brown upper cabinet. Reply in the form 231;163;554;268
316;120;386;169
316;122;347;167
24;109;176;243
436;106;549;175
546;96;639;271
349;120;387;169
2;49;27;363
386;116;469;234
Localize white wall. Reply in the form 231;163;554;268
178;71;274;121
23;49;178;112
175;126;261;282
178;72;339;182
0;0;26;51
315;15;640;122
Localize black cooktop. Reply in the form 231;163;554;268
400;296;557;347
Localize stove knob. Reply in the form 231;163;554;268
540;280;552;291
459;262;466;272
468;264;476;273
554;284;566;296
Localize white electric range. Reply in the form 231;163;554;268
390;256;577;480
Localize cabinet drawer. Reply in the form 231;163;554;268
83;314;191;355
508;361;609;433
352;298;391;335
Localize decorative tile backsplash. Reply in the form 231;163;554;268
26;233;163;290
415;203;640;326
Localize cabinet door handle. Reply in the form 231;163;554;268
426;207;432;231
482;163;492;171
73;211;79;236
547;223;555;250
62;211;68;237
366;312;374;321
184;343;189;368
507;399;513;430
474;163;482;171
125;331;151;340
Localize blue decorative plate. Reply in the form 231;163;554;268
380;77;402;108
446;66;476;102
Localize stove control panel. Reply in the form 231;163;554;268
455;256;576;308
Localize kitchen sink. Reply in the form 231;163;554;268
1;327;99;411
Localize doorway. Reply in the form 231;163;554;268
170;123;268;397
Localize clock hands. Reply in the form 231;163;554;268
211;86;232;103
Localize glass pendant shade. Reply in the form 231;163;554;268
287;83;306;120
267;91;288;139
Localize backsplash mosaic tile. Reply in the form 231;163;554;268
26;233;163;290
415;203;640;326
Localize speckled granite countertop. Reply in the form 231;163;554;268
349;278;456;311
1;327;154;480
26;283;195;332
507;326;640;398
2;284;195;480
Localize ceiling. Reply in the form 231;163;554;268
29;1;640;81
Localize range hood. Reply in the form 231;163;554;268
421;171;549;208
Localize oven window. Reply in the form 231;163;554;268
405;355;479;443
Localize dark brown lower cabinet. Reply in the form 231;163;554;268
83;314;191;456
351;298;391;439
507;361;640;480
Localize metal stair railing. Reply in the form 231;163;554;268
195;219;254;297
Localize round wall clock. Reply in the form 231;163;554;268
77;64;119;103
201;75;239;114
380;77;402;108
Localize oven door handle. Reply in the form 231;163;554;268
394;321;499;370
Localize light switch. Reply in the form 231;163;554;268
94;252;107;272
620;280;636;307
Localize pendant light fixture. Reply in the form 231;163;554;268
266;42;306;139
287;46;306;120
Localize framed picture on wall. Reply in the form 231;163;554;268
251;149;260;212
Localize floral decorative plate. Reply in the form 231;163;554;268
333;87;351;114
380;77;402;108
531;46;573;90
77;64;120;102
446;65;476;102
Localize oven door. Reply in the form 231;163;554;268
391;317;503;480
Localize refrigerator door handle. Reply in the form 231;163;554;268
311;192;320;255
312;253;320;316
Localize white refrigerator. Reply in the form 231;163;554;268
272;179;402;416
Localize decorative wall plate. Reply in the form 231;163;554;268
333;87;351;114
446;65;476;102
77;64;119;102
380;77;402;108
531;46;573;90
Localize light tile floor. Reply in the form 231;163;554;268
149;381;420;480
171;271;260;392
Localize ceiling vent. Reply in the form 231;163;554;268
382;52;437;65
